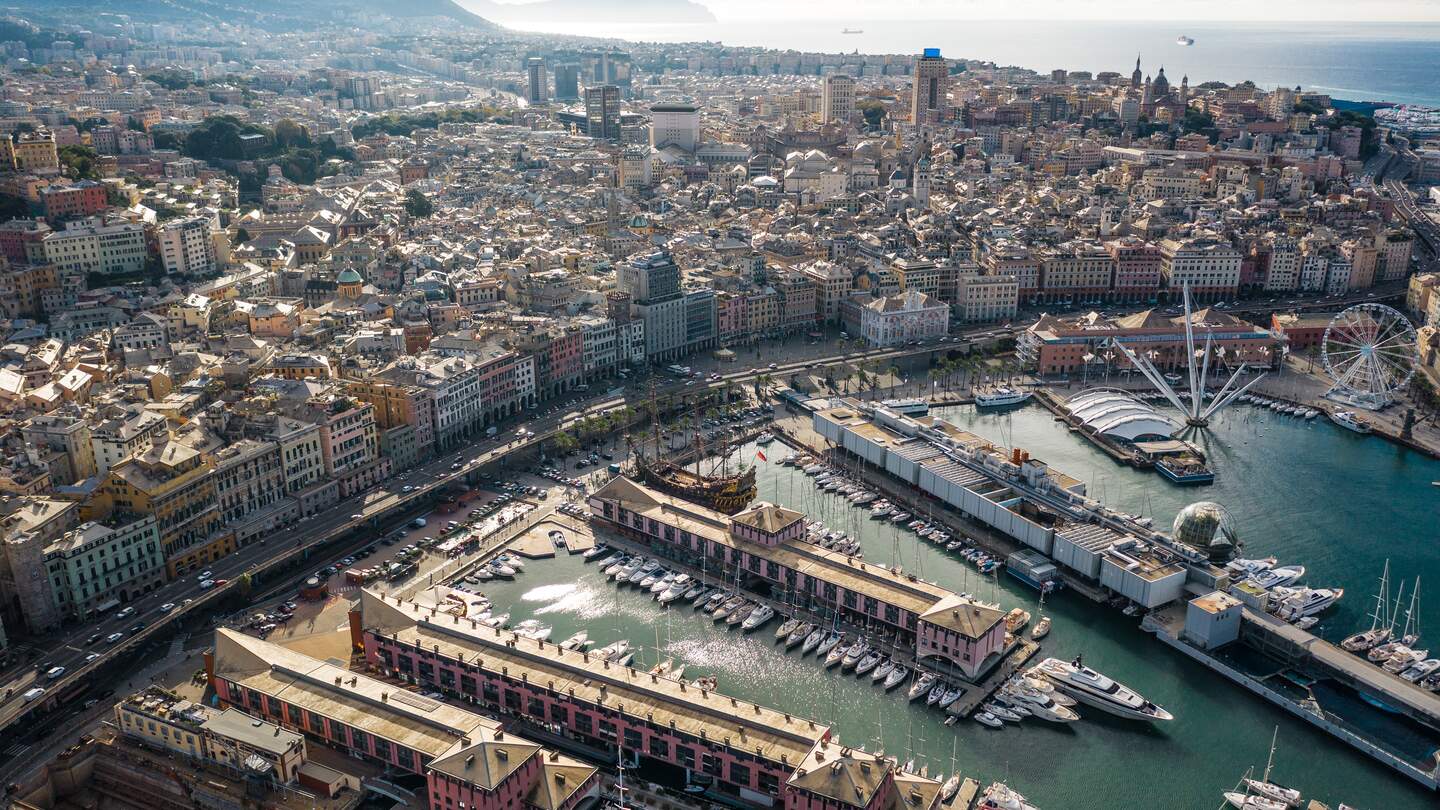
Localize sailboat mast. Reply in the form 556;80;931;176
1262;726;1278;783
1368;560;1391;633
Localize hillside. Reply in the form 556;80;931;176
459;0;715;25
5;0;497;32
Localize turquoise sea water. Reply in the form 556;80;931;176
481;401;1440;808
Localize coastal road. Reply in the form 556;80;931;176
1385;178;1440;259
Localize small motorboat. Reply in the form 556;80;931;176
559;631;589;650
480;612;510;628
514;619;551;641
583;544;610;561
742;604;776;632
984;703;1022;722
647;571;675;593
973;711;1004;728
597;639;631;662
1031;616;1051;640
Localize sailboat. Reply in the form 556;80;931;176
1240;728;1303;807
1368;578;1419;663
630;386;757;513
1342;560;1392;652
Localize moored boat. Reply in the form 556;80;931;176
1034;656;1173;722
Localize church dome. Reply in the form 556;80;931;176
1152;67;1170;97
337;268;364;285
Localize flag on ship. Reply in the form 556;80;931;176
755;450;767;462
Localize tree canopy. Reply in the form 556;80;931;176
58;145;101;180
404;189;434;218
350;107;507;139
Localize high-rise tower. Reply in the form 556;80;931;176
910;48;949;127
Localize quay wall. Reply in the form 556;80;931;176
1145;617;1440;792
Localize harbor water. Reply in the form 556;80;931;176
482;401;1440;809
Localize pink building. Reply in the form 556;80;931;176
1106;238;1163;303
717;291;748;343
355;590;945;810
207;629;600;810
587;477;1007;680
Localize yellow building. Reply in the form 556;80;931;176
94;438;228;577
1;132;60;174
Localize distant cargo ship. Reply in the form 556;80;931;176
1176;35;1195;46
842;28;863;34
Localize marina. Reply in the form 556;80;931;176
379;392;1440;810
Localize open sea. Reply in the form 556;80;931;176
511;19;1440;107
482;400;1440;809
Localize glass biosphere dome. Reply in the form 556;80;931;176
1172;501;1240;562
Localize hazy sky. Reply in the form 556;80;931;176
688;0;1440;21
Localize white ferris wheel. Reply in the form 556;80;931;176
1320;303;1417;410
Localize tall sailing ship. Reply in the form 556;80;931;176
628;391;757;514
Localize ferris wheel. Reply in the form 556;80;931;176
1320;303;1417;409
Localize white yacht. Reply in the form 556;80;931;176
976;781;1039;809
559;631;589;650
1401;658;1440;682
514;619;552;641
741;604;776;632
880;397;930;416
1275;587;1343;620
974;388;1032;408
629;560;661;585
658;575;694;604
1227;557;1278;577
1329;410;1372;434
1247;565;1305;591
1034;656;1173;722
1223;792;1288;810
1242;779;1301;807
597;639;631;662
